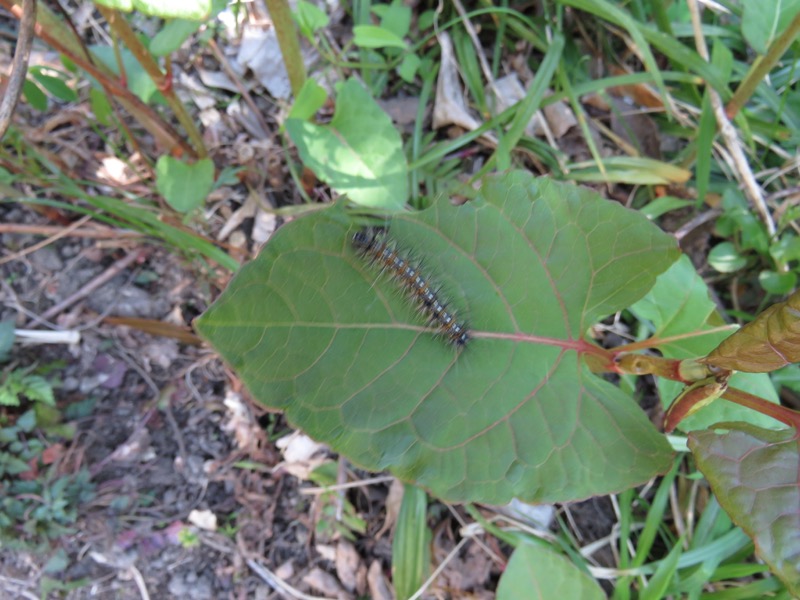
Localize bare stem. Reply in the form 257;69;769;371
0;0;36;140
264;0;306;96
686;0;775;236
96;6;207;158
0;0;194;157
722;387;800;429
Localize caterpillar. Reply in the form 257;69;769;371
352;228;469;347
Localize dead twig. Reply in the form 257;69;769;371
0;0;36;140
686;0;776;236
27;248;147;326
0;222;143;240
0;215;93;266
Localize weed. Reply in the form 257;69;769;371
0;364;95;552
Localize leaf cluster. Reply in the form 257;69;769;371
0;367;95;552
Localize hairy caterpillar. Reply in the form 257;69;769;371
352;228;469;347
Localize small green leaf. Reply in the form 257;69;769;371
22;79;48;111
22;375;55;406
30;70;77;102
0;388;19;407
0;454;32;477
43;549;70;574
155;156;215;213
94;0;212;19
417;10;435;30
285;79;408;210
288;79;327;120
89;88;113;125
17;409;37;432
689;423;800;595
150;19;201;56
397;53;421;83
293;0;329;39
741;0;800;54
90;46;161;104
639;196;694;220
770;234;800;265
0;427;17;443
708;242;748;273
93;0;132;9
353;25;408;49
497;543;604;600
377;1;411;39
759;270;797;295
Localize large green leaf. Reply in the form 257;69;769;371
497;543;605;600
630;256;782;431
196;173;677;503
689;423;800;595
285;79;408;211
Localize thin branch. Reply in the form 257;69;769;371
0;0;36;140
28;248;147;326
686;0;776;236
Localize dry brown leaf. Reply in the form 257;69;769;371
609;97;661;159
432;32;482;132
367;560;393;600
376;478;404;538
335;539;362;593
302;566;348;599
489;74;576;138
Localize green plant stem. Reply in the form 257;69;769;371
726;11;800;119
0;0;194;157
96;6;207;158
264;0;306;95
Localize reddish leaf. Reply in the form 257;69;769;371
689;423;800;594
703;289;800;372
41;442;65;465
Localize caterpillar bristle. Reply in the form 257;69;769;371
352;228;469;349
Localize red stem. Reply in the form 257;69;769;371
721;387;800;429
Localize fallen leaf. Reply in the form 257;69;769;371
367;560;393;600
433;32;481;132
336;539;362;592
376;478;404;538
302;566;347;598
